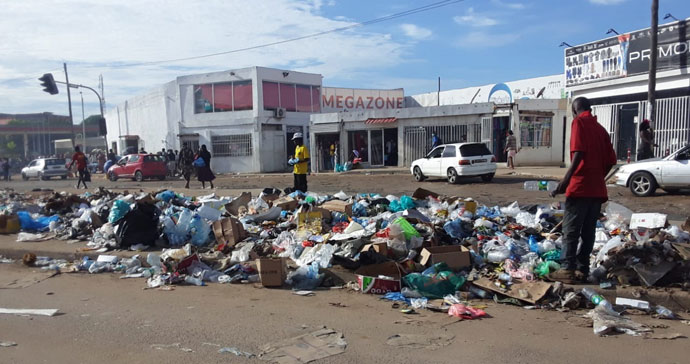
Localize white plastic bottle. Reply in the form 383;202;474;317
523;180;558;192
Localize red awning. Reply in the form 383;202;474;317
365;117;397;124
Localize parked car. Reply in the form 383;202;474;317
612;144;690;197
410;143;497;184
107;154;167;182
21;158;68;180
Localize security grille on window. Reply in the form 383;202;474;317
519;114;552;147
211;134;253;157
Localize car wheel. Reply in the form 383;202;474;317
21;173;28;181
629;171;657;197
108;172;118;182
39;172;46;181
61;175;66;180
447;168;459;184
481;173;494;182
413;167;425;182
134;171;144;182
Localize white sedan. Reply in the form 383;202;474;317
613;144;690;196
410;143;497;184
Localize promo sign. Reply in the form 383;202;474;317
565;19;689;87
322;87;404;112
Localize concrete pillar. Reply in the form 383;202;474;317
23;133;28;158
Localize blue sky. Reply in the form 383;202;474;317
0;0;688;118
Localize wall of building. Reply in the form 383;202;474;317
513;99;568;166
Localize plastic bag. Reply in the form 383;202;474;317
448;304;487;319
388;195;414;212
392;217;420;240
193;158;206;168
500;201;520;217
16;211;59;232
443;219;470;239
333;191;349;200
286;262;323;290
402;269;466;299
196;204;222;221
231;242;255;263
595;236;624;264
155;190;175;203
534;261;560;277
604;202;634;230
108;200;131;224
587;305;652;336
189;214;211;246
515;211;538;229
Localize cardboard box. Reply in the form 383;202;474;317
419;246;471;271
225;192;251;216
630;213;667;229
473;277;551;304
256;258;286;287
272;196;298;211
412;187;440;200
321;200;353;216
212;217;247;247
0;214;21;234
361;242;388;256
355;261;402;294
615;297;650;310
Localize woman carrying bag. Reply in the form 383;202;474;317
194;145;215;189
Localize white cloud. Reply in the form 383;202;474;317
456;31;520;48
454;7;498;27
589;0;626;5
491;0;525;9
400;24;433;40
0;0;407;116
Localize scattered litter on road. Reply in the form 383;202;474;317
0;308;59;317
386;333;455;349
218;347;255;358
258;327;346;363
150;343;194;353
0;341;17;347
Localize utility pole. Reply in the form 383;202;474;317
64;63;76;149
80;91;86;151
647;0;659;127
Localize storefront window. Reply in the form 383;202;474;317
296;84;312;112
348;130;369;163
213;83;232;112
194;84;213;113
262;81;280;110
280;83;296;111
233;80;253;111
520;115;552;147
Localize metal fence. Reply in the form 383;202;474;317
211;134;253;157
403;123;481;165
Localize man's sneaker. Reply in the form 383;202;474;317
546;269;578;284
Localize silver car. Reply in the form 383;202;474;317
612;145;690;197
21;158;69;180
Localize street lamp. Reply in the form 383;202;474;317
559;42;572;47
663;13;678;21
606;28;619;35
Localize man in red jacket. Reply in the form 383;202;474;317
550;97;617;284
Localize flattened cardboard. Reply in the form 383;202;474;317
419;246;471;271
225;192;251;216
320;200;353;216
256;258;286;287
682;217;690;233
361;242;388;256
355;261;402;294
473;277;551;304
273;196;298;211
672;242;690;260
212;217;247;247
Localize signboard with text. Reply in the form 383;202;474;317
565;19;689;87
322;87;404;112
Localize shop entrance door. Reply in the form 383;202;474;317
370;129;384;166
492;116;510;162
617;103;639;160
383;128;398;166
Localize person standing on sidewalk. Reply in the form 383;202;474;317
504;130;518;169
289;133;310;192
196;144;215;189
68;146;89;189
549;97;617;284
178;144;195;189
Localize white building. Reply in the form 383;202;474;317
105;66;322;173
565;18;690;162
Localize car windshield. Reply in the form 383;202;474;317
44;159;64;166
460;144;492;157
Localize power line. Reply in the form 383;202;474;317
94;0;467;68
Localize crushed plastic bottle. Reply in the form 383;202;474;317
523;180;558;192
581;287;618;315
184;275;205;286
654;305;677;319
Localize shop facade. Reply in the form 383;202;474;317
565;18;690;162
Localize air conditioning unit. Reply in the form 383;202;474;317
275;108;286;118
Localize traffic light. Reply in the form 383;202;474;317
38;73;59;95
98;116;107;136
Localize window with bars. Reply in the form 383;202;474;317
211;134;253;157
519;115;552;147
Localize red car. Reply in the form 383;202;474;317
108;154;167;182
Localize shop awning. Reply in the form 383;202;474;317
365;117;397;124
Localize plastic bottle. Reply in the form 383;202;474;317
468;286;490;299
401;287;423;298
184;275;205;286
655;305;676;319
523;180;558;192
528;235;539;253
498;272;512;283
581;287;617;315
146;253;163;274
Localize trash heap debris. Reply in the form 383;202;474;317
2;186;689;338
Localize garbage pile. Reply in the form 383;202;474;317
2;186;689;336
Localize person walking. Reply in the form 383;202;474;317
431;132;442;149
637;119;657;160
68;146;89;189
195;144;215;189
166;149;176;177
329;141;336;170
289;133;310;192
549;97;617;284
1;158;9;181
178;144;195;189
504;130;518;169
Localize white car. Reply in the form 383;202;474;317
613;144;690;197
410;143;497;184
21;158;68;180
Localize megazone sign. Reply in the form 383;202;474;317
322;87;404;112
565;19;689;87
